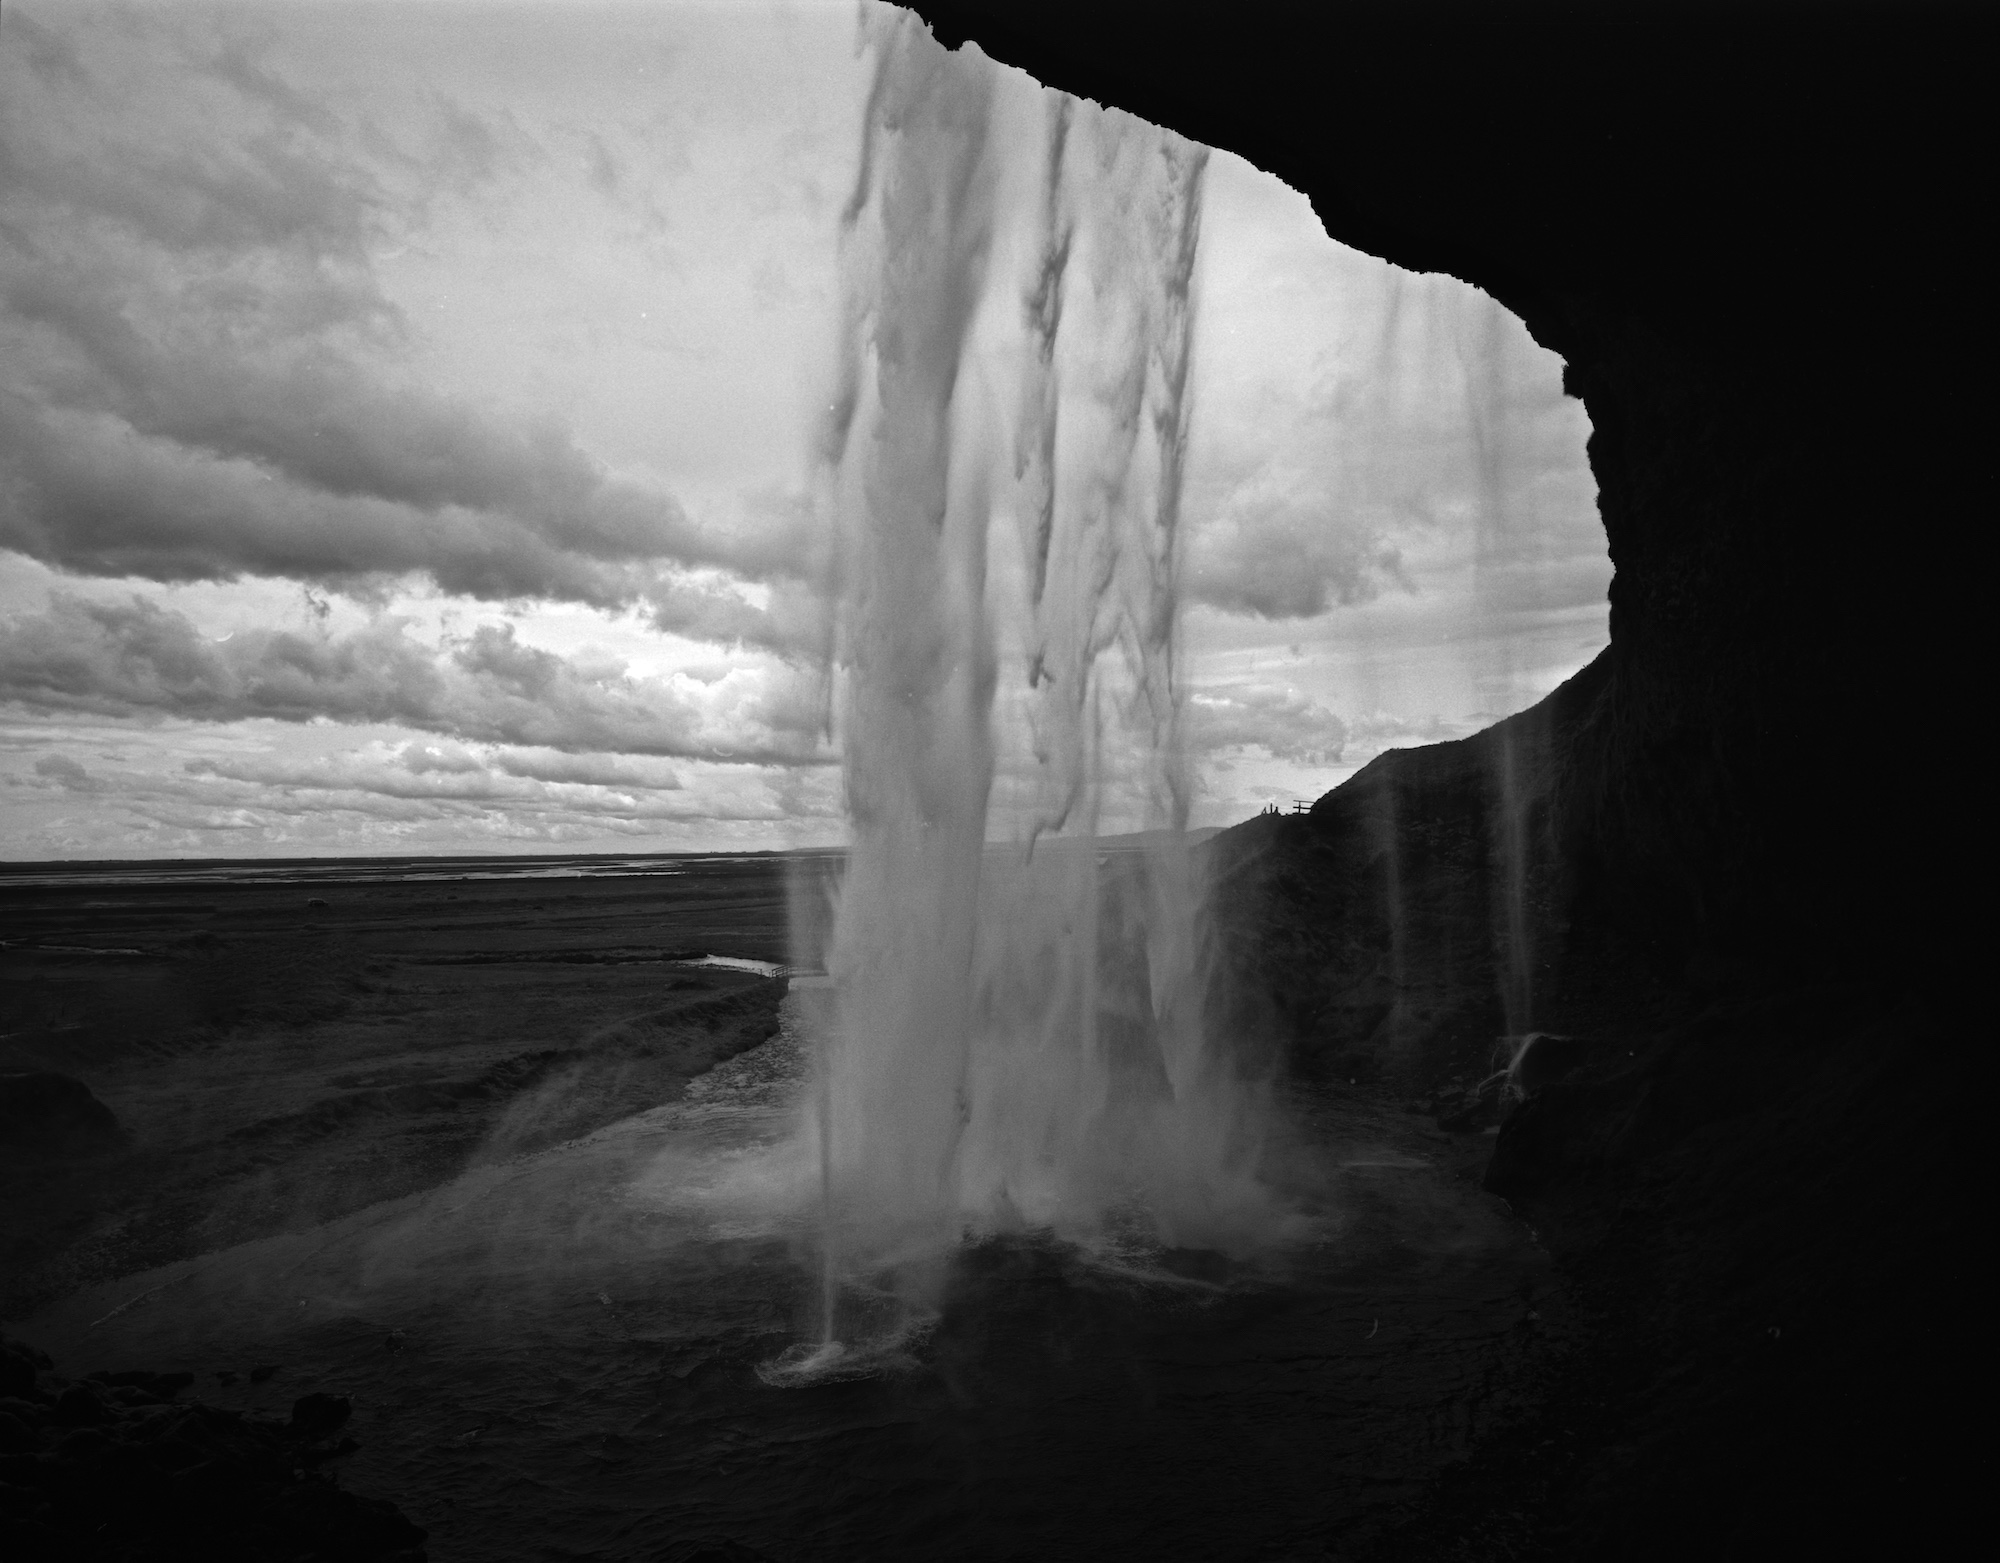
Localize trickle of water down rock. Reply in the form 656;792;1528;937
800;11;1280;1344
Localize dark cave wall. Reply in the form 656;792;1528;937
912;8;1978;1549
1202;653;1595;1091
914;0;1972;1003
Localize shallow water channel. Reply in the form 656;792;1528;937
22;996;1559;1562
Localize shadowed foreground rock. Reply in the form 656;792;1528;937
0;1074;123;1156
0;1333;425;1562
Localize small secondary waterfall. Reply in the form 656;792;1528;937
797;10;1272;1341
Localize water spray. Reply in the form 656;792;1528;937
785;9;1275;1373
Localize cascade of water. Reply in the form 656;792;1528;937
800;11;1271;1329
1460;299;1536;1043
1494;721;1533;1036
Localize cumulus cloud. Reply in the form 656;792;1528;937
0;593;828;764
1188;482;1415;620
1187;685;1349;766
1337;710;1478;765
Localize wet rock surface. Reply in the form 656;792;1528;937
0;1331;424;1561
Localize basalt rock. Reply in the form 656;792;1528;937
1202;685;1580;1092
1481;1082;1592;1200
0;1073;122;1155
1510;1032;1591;1097
0;1332;425;1561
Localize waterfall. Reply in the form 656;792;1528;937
800;9;1271;1316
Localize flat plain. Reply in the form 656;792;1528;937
0;855;798;1319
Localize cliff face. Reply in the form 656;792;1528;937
914;1;1966;993
1204;655;1599;1092
914;2;1975;1555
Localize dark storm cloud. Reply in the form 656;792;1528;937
0;249;812;637
0;339;799;602
0;10;816;649
0;375;811;654
0;51;384;264
0;594;827;764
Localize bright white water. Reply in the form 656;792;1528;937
797;13;1280;1336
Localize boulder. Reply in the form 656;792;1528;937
1482;1082;1590;1200
1430;1068;1512;1133
1511;1031;1592;1096
0;1073;122;1154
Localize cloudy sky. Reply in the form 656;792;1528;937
0;0;1608;861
